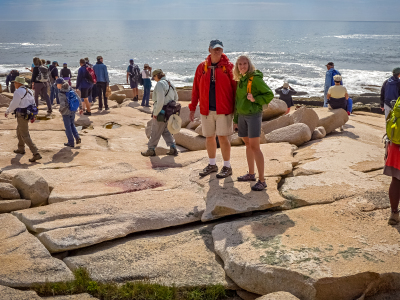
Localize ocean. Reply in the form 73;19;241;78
0;20;399;96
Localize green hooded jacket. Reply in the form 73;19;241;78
234;70;274;124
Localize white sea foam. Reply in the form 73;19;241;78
329;34;400;40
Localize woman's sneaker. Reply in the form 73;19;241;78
238;173;256;182
251;180;267;191
84;111;91;116
388;211;400;225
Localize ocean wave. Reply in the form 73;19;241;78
329;34;400;40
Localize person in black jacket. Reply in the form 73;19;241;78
31;57;52;113
381;67;400;119
6;70;20;93
60;63;72;86
275;82;297;114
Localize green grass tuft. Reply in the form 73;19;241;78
31;268;231;300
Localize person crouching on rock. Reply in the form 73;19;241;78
57;78;83;148
5;76;42;162
326;74;349;131
275;82;296;114
141;69;179;157
233;55;274;191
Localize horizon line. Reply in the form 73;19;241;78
0;19;399;22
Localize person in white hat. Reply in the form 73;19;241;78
326;74;349;131
5;76;42;162
275;82;297;114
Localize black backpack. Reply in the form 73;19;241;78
36;66;50;82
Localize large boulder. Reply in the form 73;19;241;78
230;132;244;146
291;107;319;133
177;89;192;102
0;214;73;287
195;124;204;136
118;89;134;98
12;171;50;207
0;200;31;213
0;94;11;108
174;128;206;151
1;92;13;99
109;84;123;92
75;116;92;127
261;114;293;135
0;182;20;199
311;126;327;140
265;123;311;147
262;99;287;121
180;106;200;128
0;285;41;300
315;108;349;134
108;93;126;104
186;118;201;130
256;292;300;300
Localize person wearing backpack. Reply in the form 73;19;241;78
76;58;92;116
48;61;60;105
141;64;152;107
5;76;42;162
141;69;179;157
233;55;274;191
31;57;52;113
324;62;342;107
381;68;400;119
56;78;83;147
126;59;141;101
93;56;110;111
6;70;20;93
60;63;72;86
275;82;297;114
190;39;237;178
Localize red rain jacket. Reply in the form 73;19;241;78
189;54;236;115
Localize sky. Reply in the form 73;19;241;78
0;0;399;21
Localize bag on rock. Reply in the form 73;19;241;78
386;97;400;144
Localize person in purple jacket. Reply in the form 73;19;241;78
76;58;92;115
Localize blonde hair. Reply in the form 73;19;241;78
233;55;256;81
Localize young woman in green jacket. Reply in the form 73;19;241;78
233;55;274;191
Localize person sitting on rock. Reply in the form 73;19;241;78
275;82;296;114
233;55;274;191
326;75;348;131
141;69;179;157
6;69;20;93
5;76;42;162
57;78;83;148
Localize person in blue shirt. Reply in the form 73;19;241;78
93;55;110;111
324;62;342;107
76;58;92;115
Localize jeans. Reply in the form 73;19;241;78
62;114;80;146
142;78;151;106
96;82;108;109
347;98;353;114
50;84;59;104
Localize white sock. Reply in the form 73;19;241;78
209;158;216;165
224;161;231;168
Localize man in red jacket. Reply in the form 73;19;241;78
190;40;236;178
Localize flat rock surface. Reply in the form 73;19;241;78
64;224;237;289
0;285;41;300
0;214;73;287
213;197;400;300
256;292;300;300
0;199;31;213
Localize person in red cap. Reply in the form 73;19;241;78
190;40;236;178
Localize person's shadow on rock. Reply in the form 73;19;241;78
149;155;183;169
2;154;30;171
45;147;79;164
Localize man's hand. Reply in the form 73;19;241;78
247;93;255;102
381;107;385;112
189;111;195;122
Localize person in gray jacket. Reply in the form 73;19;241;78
275;82;297;114
56;78;83;147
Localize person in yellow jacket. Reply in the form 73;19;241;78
233;55;274;191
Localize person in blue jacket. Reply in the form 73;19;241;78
381;67;400;119
324;62;342;107
6;70;20;93
76;58;92;115
93;55;110;111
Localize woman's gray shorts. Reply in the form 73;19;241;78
238;112;262;138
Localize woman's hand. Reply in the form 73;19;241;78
233;123;238;132
247;93;255;102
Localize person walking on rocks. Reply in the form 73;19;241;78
5;76;42;162
57;78;83;147
324;62;342;107
60;63;72;86
76;58;92;116
233;55;274;191
381;67;400;119
275;82;296;114
31;57;52;113
141;64;152;107
190;39;236;178
93;56;110;111
141;69;179;157
49;61;60;105
6;69;20;93
127;59;141;101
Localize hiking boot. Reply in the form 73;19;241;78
251;180;267;191
98;108;103;111
134;96;139;102
238;173;256;182
64;143;74;147
141;148;156;157
76;138;81;145
388;212;400;225
166;147;178;156
216;166;233;178
105;107;109;111
84;111;91;116
199;164;218;177
13;149;26;155
29;153;42;162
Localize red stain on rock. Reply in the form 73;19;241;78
106;177;162;193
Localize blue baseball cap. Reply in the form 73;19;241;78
56;78;64;84
209;39;223;49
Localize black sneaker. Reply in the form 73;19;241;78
199;164;218;177
83;111;91;116
76;138;81;145
98;108;103;111
251;180;267;191
105;107;109;110
237;173;256;182
64;143;74;147
166;147;178;156
216;166;233;178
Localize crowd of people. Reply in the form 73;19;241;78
3;39;400;222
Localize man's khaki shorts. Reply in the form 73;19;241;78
200;111;233;137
